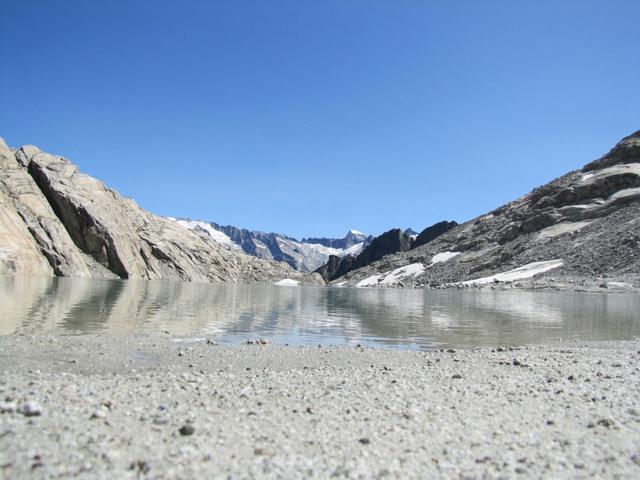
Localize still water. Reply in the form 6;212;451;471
1;276;639;350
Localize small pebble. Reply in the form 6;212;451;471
179;424;195;436
90;409;106;420
596;418;613;428
0;401;17;414
20;401;42;417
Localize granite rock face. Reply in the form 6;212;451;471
0;139;321;285
1;141;96;277
333;130;640;289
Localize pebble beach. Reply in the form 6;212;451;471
1;334;639;479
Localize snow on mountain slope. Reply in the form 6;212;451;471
171;219;368;272
174;220;239;248
275;237;364;272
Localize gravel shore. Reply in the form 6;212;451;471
1;335;639;479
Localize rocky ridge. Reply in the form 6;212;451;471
179;221;372;272
316;222;458;282
332;131;640;289
0;138;320;285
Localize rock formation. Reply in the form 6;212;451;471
332;130;640;289
315;222;457;282
0;138;321;285
412;221;458;249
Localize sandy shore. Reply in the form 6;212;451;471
1;335;639;479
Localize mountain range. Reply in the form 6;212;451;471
1;130;638;290
172;221;373;273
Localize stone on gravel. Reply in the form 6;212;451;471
179;424;195;436
19;401;42;417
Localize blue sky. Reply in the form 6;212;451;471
1;1;639;239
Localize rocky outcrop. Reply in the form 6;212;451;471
412;221;458;249
0;139;321;285
315;254;354;283
316;222;456;282
333;130;640;289
1;140;91;277
316;228;413;282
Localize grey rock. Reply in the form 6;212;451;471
0;401;17;414
412;221;458;249
20;400;42;417
179;424;195;436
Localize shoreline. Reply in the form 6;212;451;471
1;334;639;478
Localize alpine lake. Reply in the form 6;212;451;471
1;275;639;350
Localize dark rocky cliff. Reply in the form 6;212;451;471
316;225;455;282
412;221;458;249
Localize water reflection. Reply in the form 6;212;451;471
1;276;639;350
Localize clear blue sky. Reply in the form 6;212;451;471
1;1;638;239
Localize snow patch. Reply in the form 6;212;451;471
429;251;461;265
357;263;425;288
380;263;425;285
275;278;299;286
349;229;365;236
460;260;564;286
356;273;383;288
341;242;365;257
537;221;591;240
175;220;238;248
581;172;594;181
276;237;366;272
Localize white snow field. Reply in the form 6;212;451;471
275;278;300;286
174;220;238;248
429;251;461;265
536;221;592;240
460;259;565;286
357;263;425;288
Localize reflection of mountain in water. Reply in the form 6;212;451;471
1;276;639;349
